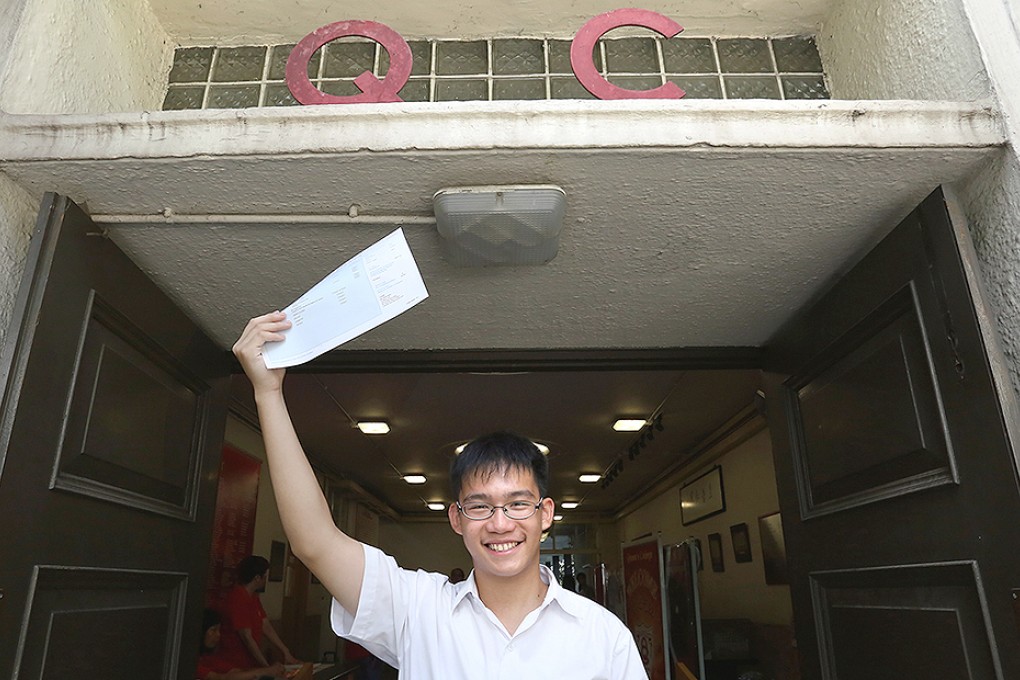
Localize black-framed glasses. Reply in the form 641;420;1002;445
456;498;544;521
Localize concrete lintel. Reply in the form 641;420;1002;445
0;99;1004;163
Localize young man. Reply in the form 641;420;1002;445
217;555;298;670
233;312;646;679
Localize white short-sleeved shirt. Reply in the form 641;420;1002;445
331;544;648;680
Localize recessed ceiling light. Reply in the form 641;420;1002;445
402;474;427;484
535;442;550;455
613;418;647;432
561;501;579;509
553;514;563;521
427;502;447;511
357;421;390;435
578;474;602;483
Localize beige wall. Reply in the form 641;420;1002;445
617;424;793;627
961;151;1020;400
0;0;173;113
378;518;472;576
0;174;37;351
818;0;990;100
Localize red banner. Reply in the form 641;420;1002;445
623;538;667;680
205;444;262;607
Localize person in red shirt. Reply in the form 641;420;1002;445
218;556;299;670
197;608;286;680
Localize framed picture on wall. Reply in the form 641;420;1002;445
730;522;752;563
758;512;789;584
679;465;725;525
708;533;725;572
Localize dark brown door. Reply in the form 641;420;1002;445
764;186;1020;679
0;195;230;679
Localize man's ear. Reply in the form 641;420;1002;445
540;497;555;531
449;503;464;535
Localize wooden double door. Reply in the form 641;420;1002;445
1;187;1019;679
0;195;230;679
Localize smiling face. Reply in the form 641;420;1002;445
449;465;554;586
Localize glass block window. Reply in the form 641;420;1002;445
163;35;828;110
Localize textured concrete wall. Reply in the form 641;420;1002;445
149;0;828;44
0;173;39;351
818;0;991;100
960;152;1020;397
0;0;173;113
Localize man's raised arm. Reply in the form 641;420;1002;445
232;311;365;615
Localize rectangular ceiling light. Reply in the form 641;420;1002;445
434;185;566;267
402;475;427;484
427;502;447;511
357;421;390;434
613;418;647;432
560;501;579;509
578;474;602;483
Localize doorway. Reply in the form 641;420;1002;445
3;187;1019;679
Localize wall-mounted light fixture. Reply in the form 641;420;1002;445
434;185;566;267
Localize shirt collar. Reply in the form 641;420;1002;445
451;572;476;609
452;565;584;619
539;563;586;619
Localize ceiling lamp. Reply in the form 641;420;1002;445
561;501;579;509
357;421;390;435
579;474;602;483
402;474;427;484
455;439;547;455
427;502;447;511
613;418;647;432
553;514;563;521
434;185;566;266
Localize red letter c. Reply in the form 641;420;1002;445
570;9;685;100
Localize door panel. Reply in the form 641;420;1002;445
0;194;230;679
785;283;956;516
813;562;998;680
765;186;1020;679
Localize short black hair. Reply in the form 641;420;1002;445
236;555;270;584
450;431;548;499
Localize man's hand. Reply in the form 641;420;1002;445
232;311;291;394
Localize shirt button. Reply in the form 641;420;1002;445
507;644;514;652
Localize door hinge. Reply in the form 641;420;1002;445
921;225;966;381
